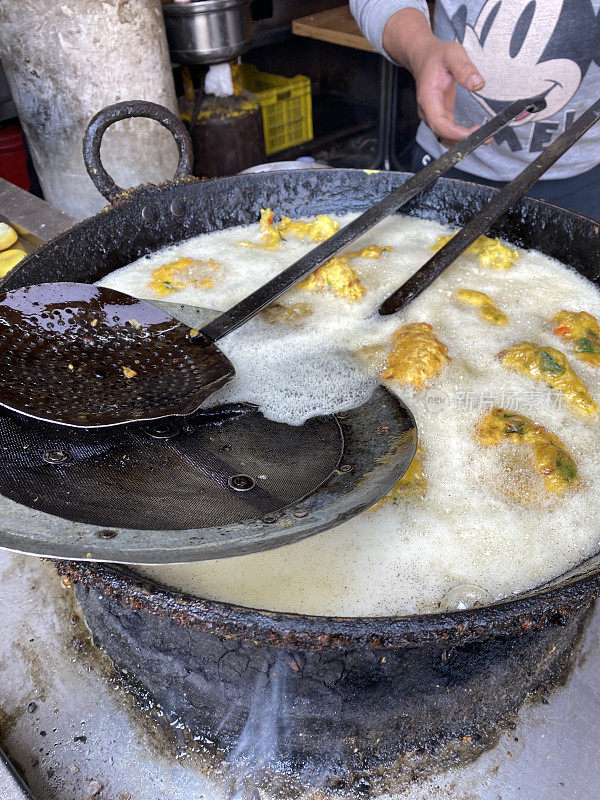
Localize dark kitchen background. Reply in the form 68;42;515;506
0;0;425;205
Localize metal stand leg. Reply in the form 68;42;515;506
368;57;402;170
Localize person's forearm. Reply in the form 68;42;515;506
381;8;436;73
353;0;485;147
350;0;430;59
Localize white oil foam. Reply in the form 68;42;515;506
99;213;600;616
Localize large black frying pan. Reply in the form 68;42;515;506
1;103;600;589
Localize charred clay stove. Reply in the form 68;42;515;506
4;104;600;780
58;560;595;779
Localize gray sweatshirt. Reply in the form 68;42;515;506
350;0;600;180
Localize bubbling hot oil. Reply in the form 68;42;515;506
99;214;600;617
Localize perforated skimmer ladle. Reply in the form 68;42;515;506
0;96;544;430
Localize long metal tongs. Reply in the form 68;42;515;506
378;97;600;316
199;95;546;342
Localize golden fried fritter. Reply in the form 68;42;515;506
149;256;221;296
382;322;450;389
345;245;392;259
0;222;18;251
476;407;579;495
454;289;508;325
298;256;366;302
237;208;339;250
284;213;339;243
434;233;519;270
261;302;313;324
553;310;600;366
0;248;26;277
499;342;598;416
370;445;426;509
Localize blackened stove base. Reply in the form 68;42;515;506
73;578;591;778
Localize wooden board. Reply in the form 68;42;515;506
292;6;375;53
292;3;436;53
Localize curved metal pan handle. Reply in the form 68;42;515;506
82;100;194;203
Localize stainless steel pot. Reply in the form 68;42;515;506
162;0;253;64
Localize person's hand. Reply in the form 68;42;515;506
382;9;485;148
410;39;485;147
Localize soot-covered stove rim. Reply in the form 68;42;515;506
56;558;600;651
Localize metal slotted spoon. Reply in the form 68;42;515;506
0;281;234;428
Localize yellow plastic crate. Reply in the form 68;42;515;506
238;63;313;155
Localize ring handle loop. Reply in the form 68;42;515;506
83;100;194;203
